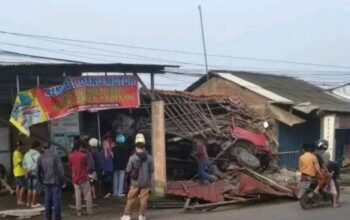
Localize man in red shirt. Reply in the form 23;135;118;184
69;140;93;216
193;135;216;183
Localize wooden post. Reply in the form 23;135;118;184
151;100;166;197
150;73;155;91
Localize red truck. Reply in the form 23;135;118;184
227;121;272;170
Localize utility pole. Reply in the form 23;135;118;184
198;5;209;81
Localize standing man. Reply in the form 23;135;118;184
120;142;154;220
13;140;27;206
113;134;130;197
193;135;216;183
89;138;101;199
22;140;41;207
100;133;114;199
37;144;65;220
69;141;93;216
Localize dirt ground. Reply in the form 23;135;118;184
1;189;350;220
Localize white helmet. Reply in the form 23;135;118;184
316;139;328;151
88;138;98;147
135;133;146;144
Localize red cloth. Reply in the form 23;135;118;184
69;151;88;184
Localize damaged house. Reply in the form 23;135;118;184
186;71;350;169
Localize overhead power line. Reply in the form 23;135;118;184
1;30;350;69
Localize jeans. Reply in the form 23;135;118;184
103;172;113;195
44;184;62;220
198;163;215;182
74;181;93;215
113;170;125;196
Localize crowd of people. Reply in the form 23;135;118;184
12;132;154;220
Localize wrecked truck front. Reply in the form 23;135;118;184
230;124;272;153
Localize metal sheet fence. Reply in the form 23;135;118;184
278;118;320;169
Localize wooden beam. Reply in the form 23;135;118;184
133;72;155;100
151;73;155;91
151;100;167;197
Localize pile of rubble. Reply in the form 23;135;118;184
115;90;298;209
152;90;266;139
166;165;298;210
144;90;299;210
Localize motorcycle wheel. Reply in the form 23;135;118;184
300;194;314;210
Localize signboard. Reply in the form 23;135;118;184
50;113;80;157
10;76;139;135
50;112;80;133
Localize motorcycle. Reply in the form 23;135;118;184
297;176;333;210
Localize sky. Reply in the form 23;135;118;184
1;0;350;89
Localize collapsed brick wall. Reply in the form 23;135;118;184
191;77;271;116
190;76;280;153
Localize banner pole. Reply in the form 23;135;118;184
16;75;20;93
97;111;102;145
37;75;40;86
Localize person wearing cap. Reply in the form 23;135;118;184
112;134;130;197
120;142;153;220
22;140;41;208
37;144;65;220
13;140;27;206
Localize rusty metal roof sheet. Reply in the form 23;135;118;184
167;181;225;203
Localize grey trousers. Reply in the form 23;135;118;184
73;181;93;215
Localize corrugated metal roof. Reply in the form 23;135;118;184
187;71;350;113
332;84;350;100
0;62;177;75
217;73;293;103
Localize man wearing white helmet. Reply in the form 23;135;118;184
316;139;331;166
89;138;100;199
315;139;339;207
316;139;341;205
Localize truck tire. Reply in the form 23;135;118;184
232;144;261;169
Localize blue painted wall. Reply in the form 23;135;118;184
278;118;320;169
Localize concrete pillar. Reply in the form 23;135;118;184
151;100;166;196
321;114;336;160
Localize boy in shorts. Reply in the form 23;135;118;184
13;141;27;205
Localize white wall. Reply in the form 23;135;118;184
321;114;336;160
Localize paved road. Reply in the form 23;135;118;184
149;195;349;220
2;193;349;220
60;194;350;220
